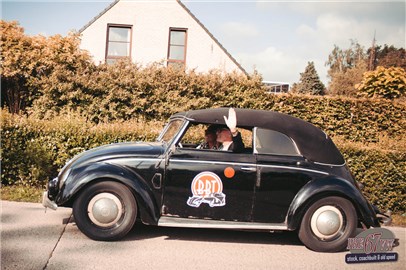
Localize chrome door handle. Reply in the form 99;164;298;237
241;167;257;172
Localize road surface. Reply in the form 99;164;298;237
1;201;405;270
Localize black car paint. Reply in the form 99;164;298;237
46;109;380;232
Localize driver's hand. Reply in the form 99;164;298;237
224;108;237;134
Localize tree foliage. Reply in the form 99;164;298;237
0;20;94;114
326;41;366;76
326;41;405;98
0;21;36;113
292;62;325;95
327;60;368;97
370;44;406;70
356;66;406;99
326;41;368;97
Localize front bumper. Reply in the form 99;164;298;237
42;191;58;210
42;177;59;211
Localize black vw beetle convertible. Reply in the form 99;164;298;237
43;108;389;252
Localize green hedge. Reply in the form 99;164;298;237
28;64;405;146
1;110;404;213
263;95;405;144
1;111;161;187
340;145;405;213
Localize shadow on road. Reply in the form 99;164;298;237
121;222;303;247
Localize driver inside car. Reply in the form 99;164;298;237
216;108;244;152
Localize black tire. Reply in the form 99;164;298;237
73;181;137;241
298;196;357;252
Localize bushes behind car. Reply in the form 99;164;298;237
1;109;404;214
25;63;404;147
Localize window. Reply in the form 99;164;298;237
106;25;132;64
158;119;185;145
178;123;252;152
167;28;187;67
254;128;299;156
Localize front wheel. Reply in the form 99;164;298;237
73;181;137;241
298;196;357;252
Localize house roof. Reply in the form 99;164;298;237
78;0;247;75
79;0;120;33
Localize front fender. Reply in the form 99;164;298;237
56;162;160;225
286;176;379;230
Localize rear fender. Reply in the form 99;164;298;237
56;162;160;225
286;176;379;230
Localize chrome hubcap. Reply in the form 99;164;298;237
310;206;343;240
88;193;123;227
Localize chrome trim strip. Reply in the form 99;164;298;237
313;161;346;167
170;159;328;175
110;158;160;162
170;158;253;167
259;164;329;175
158;216;287;231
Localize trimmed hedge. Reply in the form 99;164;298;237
28;64;405;146
1;110;404;213
340;144;405;213
1;111;162;187
263;95;405;145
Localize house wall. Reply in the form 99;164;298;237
80;0;244;74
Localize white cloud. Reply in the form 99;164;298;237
201;1;404;85
220;21;260;39
236;46;306;83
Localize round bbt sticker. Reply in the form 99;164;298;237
187;172;226;208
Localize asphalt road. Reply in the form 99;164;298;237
1;200;405;270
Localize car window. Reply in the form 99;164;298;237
178;123;253;152
254;128;299;156
179;124;205;146
158;119;185;144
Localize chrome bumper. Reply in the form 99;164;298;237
42;191;58;211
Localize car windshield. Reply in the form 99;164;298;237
157;119;185;145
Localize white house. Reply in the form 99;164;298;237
79;0;247;74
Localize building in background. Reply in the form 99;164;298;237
79;0;246;74
263;81;290;94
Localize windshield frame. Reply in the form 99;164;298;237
157;118;188;148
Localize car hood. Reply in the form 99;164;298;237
59;142;165;175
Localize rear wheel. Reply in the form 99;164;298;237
298;196;357;252
73;181;137;241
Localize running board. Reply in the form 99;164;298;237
158;216;287;231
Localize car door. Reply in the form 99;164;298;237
162;148;257;222
251;128;323;223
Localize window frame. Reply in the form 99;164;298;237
167;27;188;67
105;24;133;64
253;127;301;156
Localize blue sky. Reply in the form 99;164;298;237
2;0;405;85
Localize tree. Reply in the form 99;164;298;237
369;45;406;70
0;21;37;113
326;41;366;77
327;60;368;97
29;33;95;118
356;66;406;99
325;41;368;97
292;62;325;95
0;20;94;115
